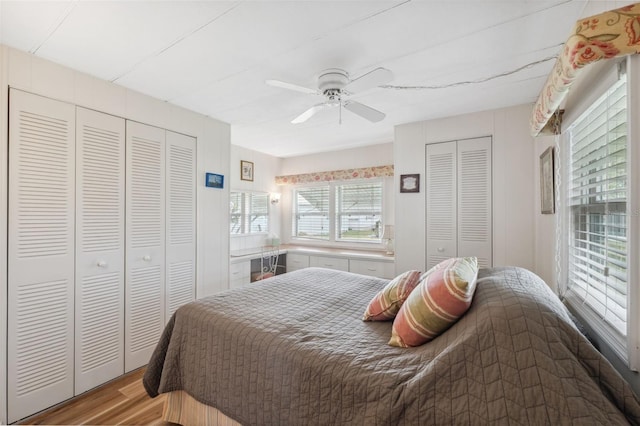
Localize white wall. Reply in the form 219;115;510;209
0;46;231;422
280;142;393;175
533;135;558;291
230;145;283;251
394;104;535;274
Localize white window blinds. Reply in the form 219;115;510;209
567;73;628;338
293;186;330;240
336;182;382;241
230;192;243;234
230;192;269;235
248;193;268;234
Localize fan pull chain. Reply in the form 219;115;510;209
339;102;342;125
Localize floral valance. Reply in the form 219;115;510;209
275;165;393;185
531;3;640;136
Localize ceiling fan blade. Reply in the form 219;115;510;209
266;79;318;95
343;100;385;123
345;67;393;93
291;103;330;124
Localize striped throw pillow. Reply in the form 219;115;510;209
389;257;478;347
363;270;422;321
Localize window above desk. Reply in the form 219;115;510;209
230;191;269;235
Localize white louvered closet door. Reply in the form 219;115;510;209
457;137;492;268
75;108;125;394
8;90;76;423
165;131;196;319
425;141;457;269
125;121;166;372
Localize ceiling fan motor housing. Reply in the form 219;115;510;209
318;68;349;94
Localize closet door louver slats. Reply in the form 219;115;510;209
125;121;166;372
75;108;125;394
457;138;492;269
426;141;457;269
166;132;196;318
425;137;492;270
8;90;75;423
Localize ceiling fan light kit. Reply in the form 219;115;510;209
267;67;393;124
317;68;350;92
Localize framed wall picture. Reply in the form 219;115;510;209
540;146;555;214
241;160;254;182
400;174;420;193
205;172;224;189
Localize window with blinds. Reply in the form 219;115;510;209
230;192;269;235
293;186;330;240
566;73;628;338
292;181;384;243
248;193;268;233
336;182;382;241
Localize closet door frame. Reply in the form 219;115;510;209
425;136;493;270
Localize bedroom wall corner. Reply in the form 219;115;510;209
198;119;231;298
491;105;536;270
393;122;426;273
533;135;558;292
0;44;9;425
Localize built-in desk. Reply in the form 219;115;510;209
229;245;395;289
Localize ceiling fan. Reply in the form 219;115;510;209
266;67;393;124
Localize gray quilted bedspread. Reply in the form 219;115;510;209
143;267;640;425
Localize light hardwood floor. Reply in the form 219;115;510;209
18;368;175;425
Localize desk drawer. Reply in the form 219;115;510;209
229;261;250;288
309;256;349;272
287;253;309;272
349;259;395;279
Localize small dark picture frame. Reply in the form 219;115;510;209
241;160;254;182
400;174;420;193
540;146;555;214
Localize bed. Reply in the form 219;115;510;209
143;266;640;425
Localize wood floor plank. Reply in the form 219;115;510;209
119;377;149;399
18;368;172;426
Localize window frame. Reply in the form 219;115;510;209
560;57;639;370
291;184;331;241
291;179;385;246
335;181;383;242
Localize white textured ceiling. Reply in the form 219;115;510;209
0;1;622;157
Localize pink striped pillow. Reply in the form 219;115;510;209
389;257;478;347
363;270;422;321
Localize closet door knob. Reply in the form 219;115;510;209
437;247;445;253
97;260;107;267
143;255;152;261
